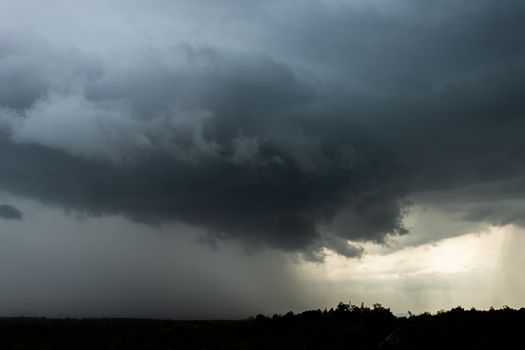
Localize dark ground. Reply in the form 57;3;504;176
1;303;524;349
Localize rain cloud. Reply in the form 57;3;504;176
1;0;525;258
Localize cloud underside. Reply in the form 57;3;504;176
0;204;23;220
1;0;525;258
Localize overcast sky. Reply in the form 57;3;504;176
1;0;524;318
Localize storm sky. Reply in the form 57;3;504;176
1;0;525;318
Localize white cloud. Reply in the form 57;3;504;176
1;91;220;163
301;225;525;313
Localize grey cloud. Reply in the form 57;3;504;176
0;0;525;258
260;0;525;93
0;204;23;220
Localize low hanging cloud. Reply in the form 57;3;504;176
0;0;525;258
0;204;23;220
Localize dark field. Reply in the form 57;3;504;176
1;303;525;349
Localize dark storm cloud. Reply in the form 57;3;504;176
1;0;525;257
0;204;23;220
